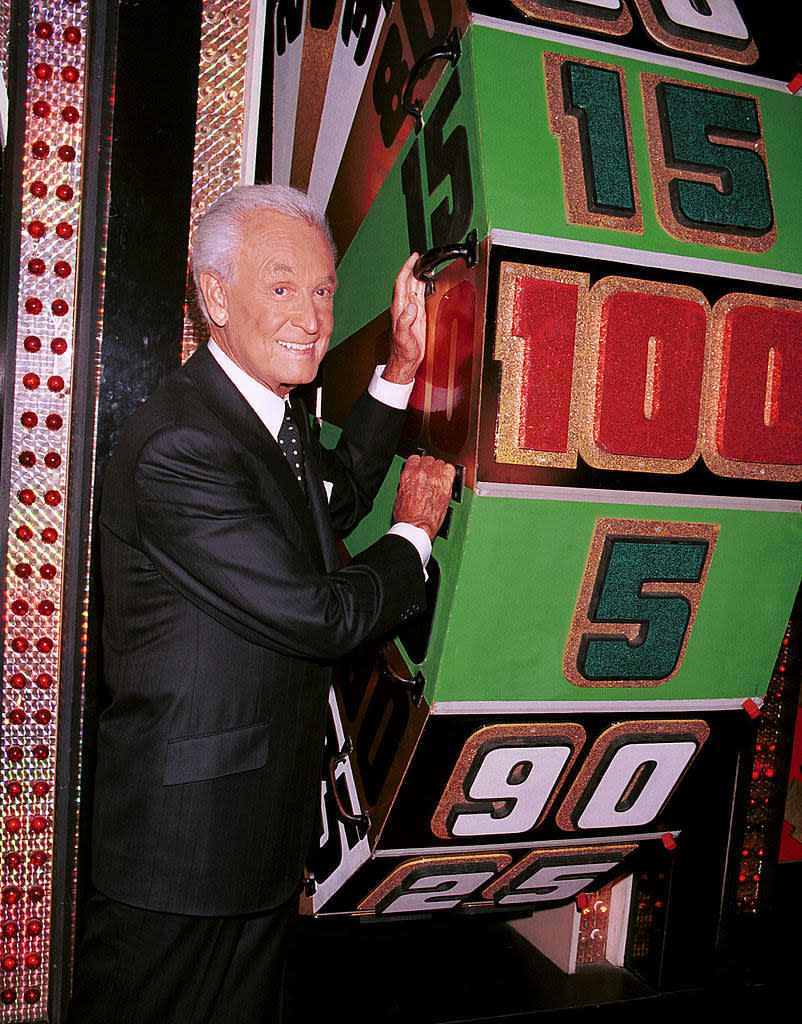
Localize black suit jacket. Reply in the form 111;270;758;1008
91;345;425;915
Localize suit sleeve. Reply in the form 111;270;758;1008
133;420;425;661
306;389;407;535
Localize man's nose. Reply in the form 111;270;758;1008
292;292;320;334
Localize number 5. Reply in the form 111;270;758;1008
564;518;719;686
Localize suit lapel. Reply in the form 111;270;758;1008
184;347;327;566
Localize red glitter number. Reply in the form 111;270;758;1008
593;288;707;463
514;276;579;455
713;301;802;467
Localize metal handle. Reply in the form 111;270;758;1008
401;28;461;133
413;228;478;296
327;737;370;838
380;650;425;706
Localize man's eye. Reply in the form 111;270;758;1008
273;287;286;296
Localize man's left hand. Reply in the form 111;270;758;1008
383;252;427;386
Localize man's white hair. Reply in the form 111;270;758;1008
191;183;336;324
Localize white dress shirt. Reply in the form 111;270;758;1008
207;340;432;570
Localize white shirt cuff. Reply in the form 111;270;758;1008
368;365;415;410
387;522;432;573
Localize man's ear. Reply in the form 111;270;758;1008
199;271;229;327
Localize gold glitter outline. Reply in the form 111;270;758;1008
543;51;644;235
641;72;776;254
506;0;633;36
554;718;710;832
562;517;720;688
579;274;711;475
430;722;587;840
482;842;638;904
631;0;758;67
702;291;802;482
357;852;513;913
494;261;590;469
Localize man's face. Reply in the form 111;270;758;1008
205;210;337;397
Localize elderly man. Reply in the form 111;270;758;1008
68;184;454;1023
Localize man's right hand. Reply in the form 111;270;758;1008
393;455;456;542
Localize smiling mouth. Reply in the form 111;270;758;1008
277;340;317;352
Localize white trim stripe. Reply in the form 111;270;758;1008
474;480;801;513
432;697;762;714
374;830;680;857
490;228;802;290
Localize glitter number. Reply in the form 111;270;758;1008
358;853;512;913
656;82;772;232
544;53;774;252
357;846;636;914
563;519;720;687
544;53;643;233
642;73;775;252
431;717;709;841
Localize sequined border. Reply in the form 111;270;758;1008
631;0;758;67
702;292;802;483
641;72;776;254
430;723;587;840
494;261;590;469
562;518;720;688
554;719;710;831
180;0;252;364
2;3;91;1019
543;51;643;235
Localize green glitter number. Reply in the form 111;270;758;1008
563;61;635;215
657;82;773;234
578;537;708;681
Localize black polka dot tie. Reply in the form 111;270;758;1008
278;406;307;496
